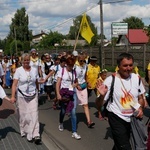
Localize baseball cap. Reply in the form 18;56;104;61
72;50;78;56
30;48;36;53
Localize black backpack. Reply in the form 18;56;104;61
44;61;53;75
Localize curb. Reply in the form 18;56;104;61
42;128;67;150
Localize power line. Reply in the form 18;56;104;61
40;3;98;31
102;0;132;3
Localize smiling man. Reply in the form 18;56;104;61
96;52;146;149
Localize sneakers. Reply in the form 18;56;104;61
58;124;64;131
72;132;81;140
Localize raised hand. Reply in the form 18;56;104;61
96;80;108;96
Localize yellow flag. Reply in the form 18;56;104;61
115;66;119;72
80;13;94;44
147;63;150;70
134;66;139;74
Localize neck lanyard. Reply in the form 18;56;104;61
66;69;74;84
118;73;132;94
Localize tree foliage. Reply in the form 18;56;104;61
122;16;144;29
68;14;98;46
6;7;32;55
143;25;150;42
39;31;65;49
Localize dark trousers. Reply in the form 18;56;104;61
108;112;132;150
87;88;97;98
59;102;67;123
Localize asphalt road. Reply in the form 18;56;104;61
5;87;149;150
38;92;114;150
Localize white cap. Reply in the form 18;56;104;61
30;48;36;53
72;50;78;56
0;49;3;53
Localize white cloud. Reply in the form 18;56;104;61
0;0;149;40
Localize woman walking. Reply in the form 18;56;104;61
56;57;81;140
11;53;41;144
75;54;95;128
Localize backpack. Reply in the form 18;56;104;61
44;61;53;75
101;74;115;117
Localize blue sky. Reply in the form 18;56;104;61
0;0;149;40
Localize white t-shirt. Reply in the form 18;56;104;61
75;64;87;84
104;73;145;122
0;85;6;99
45;65;53;86
14;66;38;96
0;64;4;83
57;67;76;89
39;60;45;75
2;61;12;72
30;59;40;71
53;64;62;82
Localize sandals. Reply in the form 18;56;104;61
34;136;41;144
99;116;105;121
87;121;95;128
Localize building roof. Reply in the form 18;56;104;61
33;32;47;38
126;29;149;44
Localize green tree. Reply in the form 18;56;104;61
7;7;32;54
68;15;98;46
143;25;150;42
122;16;144;29
0;39;6;50
39;31;65;49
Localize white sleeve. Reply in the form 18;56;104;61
57;68;63;78
50;65;55;71
0;64;4;76
103;75;114;101
0;85;6;99
13;68;20;80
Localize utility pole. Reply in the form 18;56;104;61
99;0;104;69
98;0;132;69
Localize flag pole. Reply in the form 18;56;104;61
73;14;84;51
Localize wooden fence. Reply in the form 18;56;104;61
38;44;150;71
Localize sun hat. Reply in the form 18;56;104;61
90;56;97;61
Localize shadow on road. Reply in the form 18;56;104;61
0;126;20;139
104;127;113;140
40;122;46;136
0;109;15;119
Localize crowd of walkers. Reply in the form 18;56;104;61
0;48;150;149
